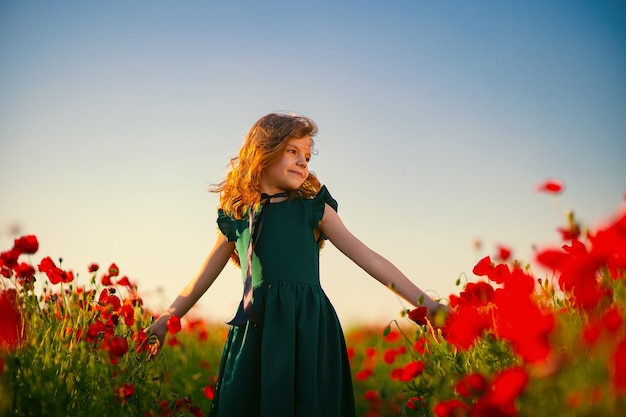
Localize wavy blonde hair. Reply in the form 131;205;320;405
211;113;322;219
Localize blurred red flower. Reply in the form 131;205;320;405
444;306;492;350
116;276;132;287
399;360;425;382
168;316;182;334
455;372;488;398
14;262;35;281
433;398;468;417
535;178;564;194
108;263;120;277
406;396;425;410
484;366;529;406
450;281;494;309
0;289;23;351
106;335;129;360
117;382;135;398
203;385;215;400
383;346;406;365
414;337;426;355
0;248;20;270
132;329;149;353
496;245;512;262
13;235;39;254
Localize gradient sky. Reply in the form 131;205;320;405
1;0;625;326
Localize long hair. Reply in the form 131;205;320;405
211;113;321;219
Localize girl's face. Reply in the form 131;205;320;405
260;136;312;194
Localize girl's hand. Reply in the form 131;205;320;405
144;317;168;360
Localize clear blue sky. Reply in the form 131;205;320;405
1;0;624;325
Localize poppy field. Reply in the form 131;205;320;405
1;179;625;416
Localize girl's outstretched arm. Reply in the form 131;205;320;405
318;203;447;323
145;233;235;357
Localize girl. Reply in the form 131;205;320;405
146;112;447;417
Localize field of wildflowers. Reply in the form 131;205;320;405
1;179;625;416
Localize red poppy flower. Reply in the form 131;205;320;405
433;398;468;417
0;248;21;270
364;346;377;358
488;263;511;284
347;346;355;360
454;281;495;308
356;368;374;380
455;372;488;398
414;337;426;355
363;390;379;402
117;382;135;398
167;315;182;334
485;366;529;406
106;335;129;358
472;256;493;277
390;367;403;380
444;307;492;350
88;263;99;272
86;319;108;341
99;290;122;313
14;262;35;280
399;360;425;382
406;396;425;410
603;306;623;332
116;276;132;287
108;263;120;277
384;329;400;343
582;321;602;346
408;306;428;325
132;329;149;353
203;385;215;400
383;347;406;365
101;274;113;286
535;178;564;194
37;257;74;284
13;235;39;254
37;256;56;273
496;245;512;262
0;289;23;350
119;300;135;326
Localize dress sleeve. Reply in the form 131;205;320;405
310;185;339;240
216;209;237;242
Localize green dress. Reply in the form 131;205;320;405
210;186;356;417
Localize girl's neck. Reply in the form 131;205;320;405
260;190;289;203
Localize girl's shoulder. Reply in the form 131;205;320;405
216;208;249;242
307;185;338;235
310;185;338;212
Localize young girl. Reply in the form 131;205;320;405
146;112;447;417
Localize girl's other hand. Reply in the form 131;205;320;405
144;317;168;360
